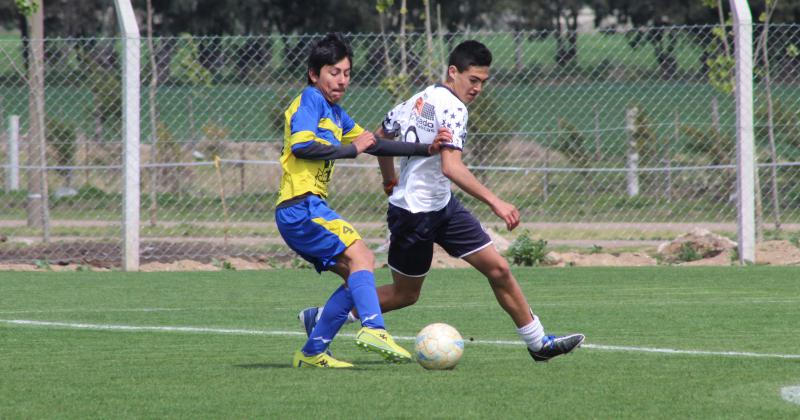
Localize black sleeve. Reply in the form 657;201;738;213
291;142;358;160
364;138;430;157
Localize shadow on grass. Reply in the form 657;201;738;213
235;359;399;369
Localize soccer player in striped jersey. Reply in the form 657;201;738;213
277;33;450;368
300;40;584;363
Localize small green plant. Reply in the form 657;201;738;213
505;231;548;267
677;243;701;263
33;259;51;270
730;246;739;264
590;244;604;254
212;258;236;271
788;235;800;249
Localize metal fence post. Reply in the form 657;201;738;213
730;0;755;264
115;0;141;271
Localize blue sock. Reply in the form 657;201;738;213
302;285;353;356
348;270;385;329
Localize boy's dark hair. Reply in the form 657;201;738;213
307;32;353;85
448;40;492;72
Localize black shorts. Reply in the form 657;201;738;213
387;196;492;277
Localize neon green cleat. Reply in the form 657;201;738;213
292;350;354;368
354;327;412;363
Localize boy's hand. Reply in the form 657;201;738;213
428;127;453;155
490;199;520;231
353;131;377;154
383;178;398;196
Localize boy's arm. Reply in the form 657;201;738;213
440;148;520;231
375;126;398;195
378;156;397;196
292;131;376;160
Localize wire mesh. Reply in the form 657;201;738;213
1;25;798;267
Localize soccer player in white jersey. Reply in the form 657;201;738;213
300;40;584;362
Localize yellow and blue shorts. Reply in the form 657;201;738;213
275;194;361;272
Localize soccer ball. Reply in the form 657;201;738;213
414;323;464;370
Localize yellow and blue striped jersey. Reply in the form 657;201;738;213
277;86;365;204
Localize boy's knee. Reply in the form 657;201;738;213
488;260;512;282
399;288;421;305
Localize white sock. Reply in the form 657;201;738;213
517;315;545;351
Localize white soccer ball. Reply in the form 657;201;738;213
414;323;464;370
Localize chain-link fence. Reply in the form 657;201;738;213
1;25;799;267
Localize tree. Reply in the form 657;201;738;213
17;0;50;240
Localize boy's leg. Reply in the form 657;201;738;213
463;245;533;327
300;284;353;356
376;271;426;313
463;242;584;362
293;284;355;368
336;240;412;363
439;197;584;362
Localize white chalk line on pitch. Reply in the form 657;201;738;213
3;319;800;360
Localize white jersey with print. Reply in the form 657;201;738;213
382;84;468;213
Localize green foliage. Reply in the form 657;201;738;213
45;118;77;180
79;52;122;139
680;124;732;165
379;73;411;105
706;55;735;94
755;99;800;149
468;91;516;165
705;25;734;95
33;259;51;270
730;246;739;264
506;231;548;266
270;88;297;134
212;258;235;271
375;0;395;13
677;242;702;263
171;34;213;87
197;122;230;158
555;118;589;167
631;108;661;166
590;244;604;254
14;0;38;16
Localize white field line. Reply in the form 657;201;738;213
0;308;189;314
3;319;800;360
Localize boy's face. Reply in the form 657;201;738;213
309;57;351;103
447;65;490;104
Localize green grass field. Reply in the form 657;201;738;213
1;267;799;418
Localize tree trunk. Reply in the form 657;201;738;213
400;0;408;76
761;3;781;231
423;0;435;83
25;1;50;243
147;0;160;227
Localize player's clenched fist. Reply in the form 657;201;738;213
382;178;398;196
490;199;520;231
